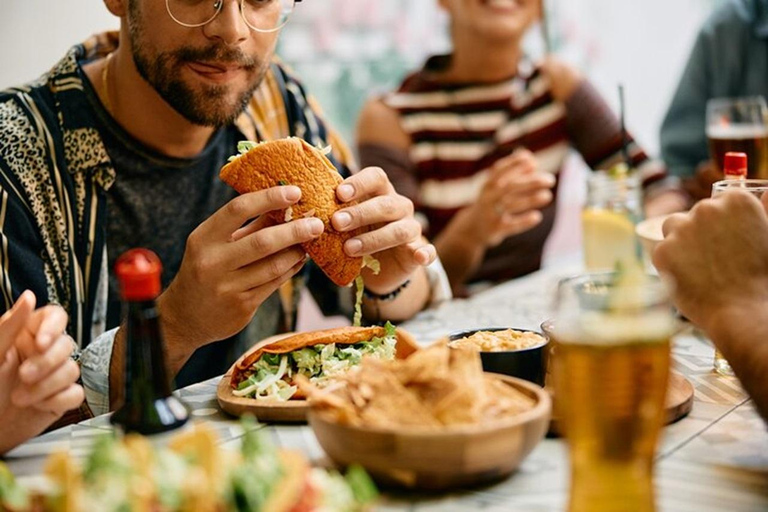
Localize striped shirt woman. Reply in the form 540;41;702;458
358;55;663;294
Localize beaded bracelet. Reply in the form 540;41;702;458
363;279;411;301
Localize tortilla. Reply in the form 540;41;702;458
220;137;364;287
231;326;387;388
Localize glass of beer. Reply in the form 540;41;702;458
707;97;768;179
710;179;768;375
550;271;676;512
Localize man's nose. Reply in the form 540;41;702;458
203;0;249;46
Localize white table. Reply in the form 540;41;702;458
6;264;768;511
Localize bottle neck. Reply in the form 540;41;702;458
122;299;173;402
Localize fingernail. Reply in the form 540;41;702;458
346;238;363;256
338;184;354;201
334;212;352;229
416;247;430;263
284;186;301;202
307;218;324;236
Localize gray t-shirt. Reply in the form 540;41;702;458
82;76;286;387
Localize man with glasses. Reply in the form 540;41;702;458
0;0;445;421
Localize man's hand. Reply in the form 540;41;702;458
330;167;436;294
159;186;324;353
0;291;84;454
682;160;722;202
467;150;555;247
653;190;768;331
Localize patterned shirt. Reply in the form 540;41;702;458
374;55;663;282
0;32;356;416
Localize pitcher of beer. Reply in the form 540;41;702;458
706;96;768;179
550;271;677;512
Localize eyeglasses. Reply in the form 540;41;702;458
166;0;301;33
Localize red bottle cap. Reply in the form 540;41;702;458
115;249;162;301
724;152;748;178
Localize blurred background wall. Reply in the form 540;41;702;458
0;0;730;325
0;0;729;261
0;0;725;155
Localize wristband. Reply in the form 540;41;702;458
363;279;411;301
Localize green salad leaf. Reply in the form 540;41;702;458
234;326;397;401
0;463;29;511
345;464;379;506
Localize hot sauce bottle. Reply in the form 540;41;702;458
110;249;189;435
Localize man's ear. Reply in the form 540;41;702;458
104;0;129;17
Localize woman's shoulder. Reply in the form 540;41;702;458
537;57;584;102
356;97;411;148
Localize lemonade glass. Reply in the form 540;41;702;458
583;170;643;270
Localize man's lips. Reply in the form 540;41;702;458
481;0;521;13
186;61;245;83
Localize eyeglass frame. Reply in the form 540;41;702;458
165;0;303;33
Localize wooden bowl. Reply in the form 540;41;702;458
217;328;420;423
307;374;551;490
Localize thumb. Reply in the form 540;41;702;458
0;291;35;356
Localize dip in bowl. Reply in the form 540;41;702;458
448;327;549;386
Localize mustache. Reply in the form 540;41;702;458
173;45;259;69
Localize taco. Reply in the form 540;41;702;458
0;421;377;512
220;138;363;287
230;323;417;401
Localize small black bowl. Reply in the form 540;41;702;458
448;327;550;386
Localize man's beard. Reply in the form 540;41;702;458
127;7;268;127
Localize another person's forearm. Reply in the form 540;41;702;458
707;305;768;422
434;209;487;292
0;411;55;455
362;265;430;322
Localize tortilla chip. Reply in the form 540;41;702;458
304;342;536;429
220;137;363;287
44;451;82;512
393;342;450;385
168;425;220;484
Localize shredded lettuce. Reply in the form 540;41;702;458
238;141;258;154
353;275;365;327
236;327;397;401
362;255;381;275
352;256;381;326
227;140;260;162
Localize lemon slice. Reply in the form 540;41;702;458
582;208;639;271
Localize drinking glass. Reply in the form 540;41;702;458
549;272;676;512
706;97;768;178
710;179;768;375
582;171;643;271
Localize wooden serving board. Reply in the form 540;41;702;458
548;372;694;436
217;329;419;423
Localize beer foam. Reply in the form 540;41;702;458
706;124;768;139
555;310;677;346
